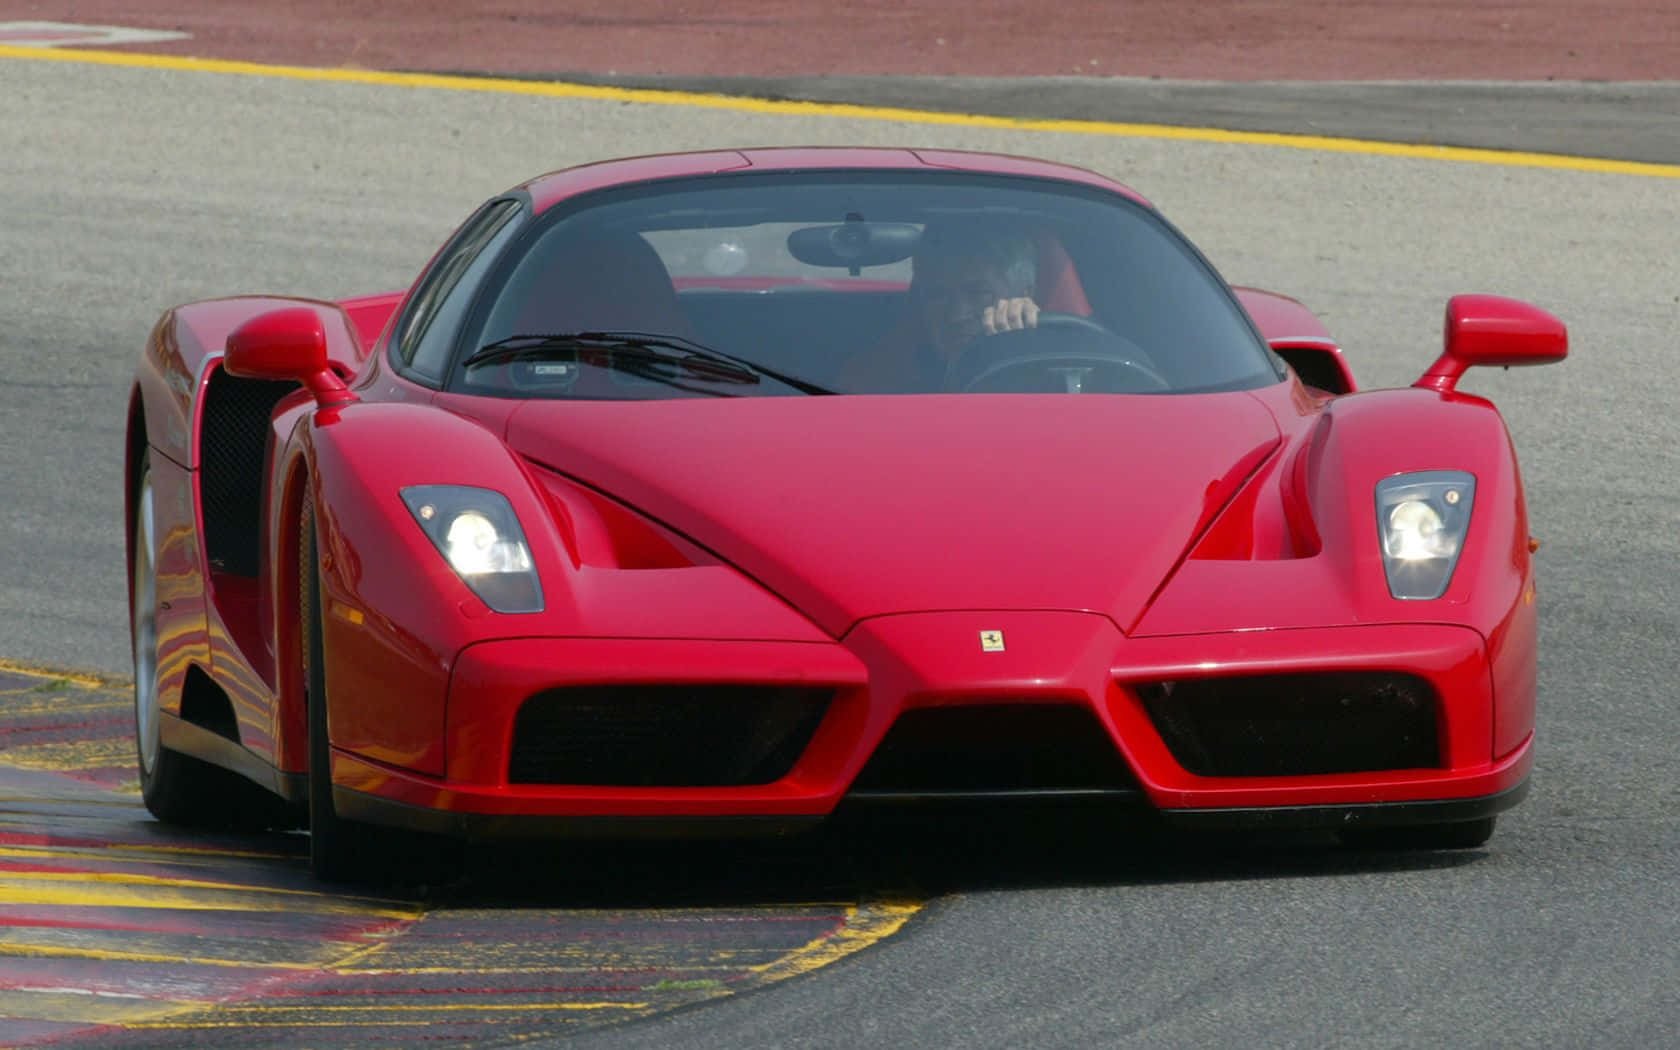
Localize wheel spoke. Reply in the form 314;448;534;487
132;470;160;777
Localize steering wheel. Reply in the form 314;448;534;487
945;312;1171;394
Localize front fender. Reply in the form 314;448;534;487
1139;387;1531;637
302;401;560;777
1133;387;1538;759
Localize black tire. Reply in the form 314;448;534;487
302;494;461;885
133;451;280;829
1339;816;1497;851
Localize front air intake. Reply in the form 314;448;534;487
509;685;831;786
848;703;1138;796
1136;671;1439;777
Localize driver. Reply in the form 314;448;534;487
839;223;1041;392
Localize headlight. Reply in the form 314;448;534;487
1375;471;1475;600
401;485;543;613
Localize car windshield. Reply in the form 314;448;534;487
455;172;1279;398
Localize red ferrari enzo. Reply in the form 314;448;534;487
125;148;1566;880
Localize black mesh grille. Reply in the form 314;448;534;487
1137;672;1439;777
201;369;296;577
509;685;832;786
849;704;1136;794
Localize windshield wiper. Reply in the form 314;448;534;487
464;331;834;395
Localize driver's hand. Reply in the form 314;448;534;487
983;297;1040;335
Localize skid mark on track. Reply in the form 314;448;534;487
3;43;1679;179
0;663;920;1046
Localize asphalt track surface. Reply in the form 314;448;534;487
2;5;1680;1048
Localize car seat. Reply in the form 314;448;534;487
508;230;695;340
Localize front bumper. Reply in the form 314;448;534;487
328;613;1531;837
1157;776;1529;831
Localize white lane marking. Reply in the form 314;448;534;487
0;21;190;48
11;986;150;1000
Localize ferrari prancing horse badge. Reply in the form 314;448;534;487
979;630;1005;652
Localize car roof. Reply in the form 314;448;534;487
518;147;1154;214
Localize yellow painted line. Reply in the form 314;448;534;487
0;802;141;816
125;1020;436;1028
170;1002;650;1015
1;738;134;773
0;872;421;918
0;659;107;689
325;940;389;970
2;44;1677;179
0;696;125;715
335;965;720;976
337;961;798;975
0;934;372;972
0;883;406;916
4;921;414;971
0;941;328;970
0;866;414;902
0;989;201;1026
84;991;641;1032
744;897;920;984
0;842;292;863
96;839;292;860
121;1002;651;1033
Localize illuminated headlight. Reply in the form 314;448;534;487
1377;470;1471;598
1375;471;1475;600
401;485;543;613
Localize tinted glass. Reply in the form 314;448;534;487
454;173;1278;399
396;199;523;381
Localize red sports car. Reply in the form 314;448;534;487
125;148;1566;880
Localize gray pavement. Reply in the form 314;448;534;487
1;52;1677;1048
532;75;1680;165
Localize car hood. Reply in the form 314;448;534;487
505;394;1279;636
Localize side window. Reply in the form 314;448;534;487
395;199;523;382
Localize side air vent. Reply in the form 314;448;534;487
509;685;832;786
200;368;296;577
1136;671;1439;777
179;663;240;743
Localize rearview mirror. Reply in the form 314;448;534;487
224;306;357;407
1415;294;1567;392
787;218;920;275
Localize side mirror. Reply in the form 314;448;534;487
1414;294;1567;393
224;307;357;407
